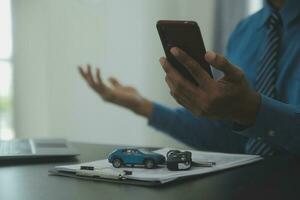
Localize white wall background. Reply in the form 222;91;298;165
12;0;215;147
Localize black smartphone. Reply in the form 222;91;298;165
157;20;213;85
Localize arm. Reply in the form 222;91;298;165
224;21;300;155
159;47;300;156
148;103;247;153
234;95;300;155
78;64;247;153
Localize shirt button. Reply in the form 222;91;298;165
267;130;275;137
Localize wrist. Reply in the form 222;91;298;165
134;98;153;118
234;91;261;126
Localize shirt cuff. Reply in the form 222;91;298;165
233;95;295;144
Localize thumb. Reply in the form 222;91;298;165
109;77;122;88
205;51;238;77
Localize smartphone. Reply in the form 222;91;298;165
157;20;212;85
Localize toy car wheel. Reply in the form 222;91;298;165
144;159;155;169
112;158;122;168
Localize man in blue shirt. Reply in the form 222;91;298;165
79;0;300;156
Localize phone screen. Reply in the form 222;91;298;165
157;20;212;85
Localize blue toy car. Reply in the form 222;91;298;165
108;148;165;169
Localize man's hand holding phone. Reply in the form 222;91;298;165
78;65;153;118
160;47;261;126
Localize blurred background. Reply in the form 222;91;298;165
0;0;263;147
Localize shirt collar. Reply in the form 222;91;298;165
257;0;300;29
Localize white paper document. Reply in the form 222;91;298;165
50;148;263;184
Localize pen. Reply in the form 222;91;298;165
192;161;216;167
78;166;133;179
80;165;132;174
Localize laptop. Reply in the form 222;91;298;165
0;138;79;160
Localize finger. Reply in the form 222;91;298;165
78;66;88;80
170;47;212;85
166;73;207;114
160;57;197;90
205;51;239;77
171;90;204;117
87;64;93;79
165;76;186;101
79;65;95;87
171;90;197;113
161;57;207;107
159;57;172;74
85;64;97;87
95;68;107;92
108;77;122;88
165;76;176;92
166;72;207;117
96;68;104;85
160;57;182;85
165;75;196;103
162;59;200;97
96;68;102;84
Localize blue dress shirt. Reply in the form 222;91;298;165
148;0;300;155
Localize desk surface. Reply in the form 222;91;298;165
0;143;299;200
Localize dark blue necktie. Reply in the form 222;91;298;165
245;11;282;156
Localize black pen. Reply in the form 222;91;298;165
192;161;216;167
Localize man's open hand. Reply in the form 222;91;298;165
160;47;261;125
78;65;152;117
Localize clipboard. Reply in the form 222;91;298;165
48;148;263;186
